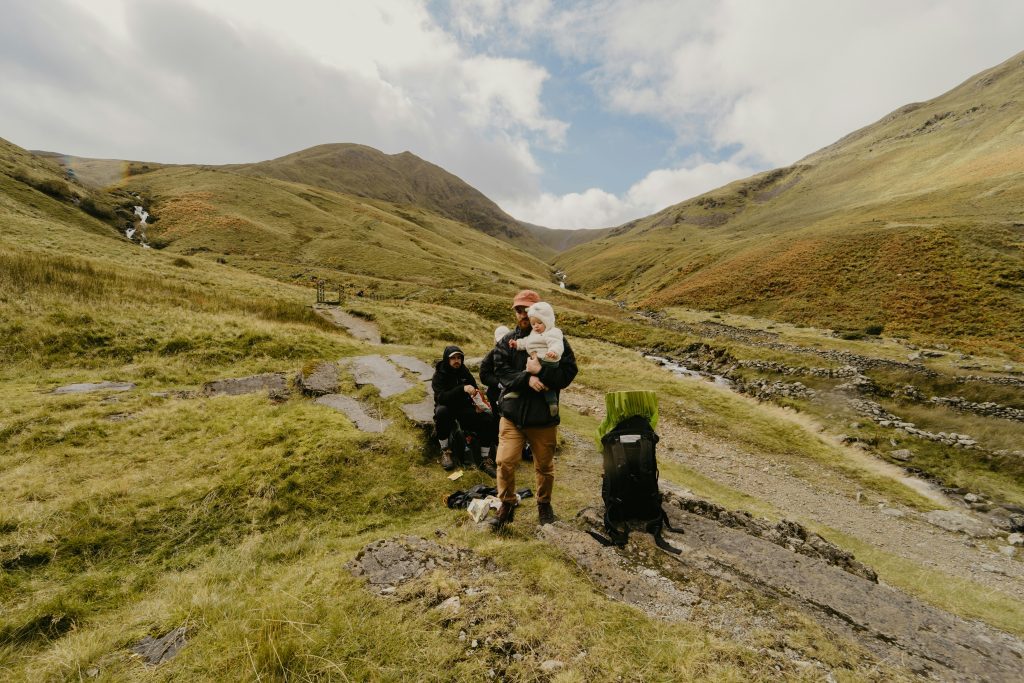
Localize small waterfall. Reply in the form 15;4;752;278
128;205;151;248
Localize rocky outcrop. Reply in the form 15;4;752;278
664;491;878;582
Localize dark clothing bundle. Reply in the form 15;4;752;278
492;327;578;428
445;485;533;509
431;345;496;446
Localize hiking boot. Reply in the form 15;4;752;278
440;447;455;471
488;501;516;532
537;502;555;526
479;457;497;478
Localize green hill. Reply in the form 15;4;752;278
226;143;559;256
117;164;557;294
556;50;1024;357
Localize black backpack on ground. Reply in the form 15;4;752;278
595;415;681;552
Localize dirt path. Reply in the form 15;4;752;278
314;304;382;344
559;382;1024;604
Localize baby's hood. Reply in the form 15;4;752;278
526;301;555;331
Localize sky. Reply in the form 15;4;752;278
2;1;1023;230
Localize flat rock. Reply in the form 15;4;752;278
315;394;391;432
538;522;698;622
53;381;135;394
924;510;998;538
203;373;288;397
389;354;434;381
344;355;413;398
131;626;187;666
348;536;497;594
297;361;340;396
400;396;435;427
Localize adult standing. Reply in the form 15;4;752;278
489;290;578;530
432;345;497;476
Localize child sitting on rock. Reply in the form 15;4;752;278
507;301;563;416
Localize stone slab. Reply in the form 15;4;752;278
389;354;435;381
203;373;289;397
53;381;135;394
315;394;391;433
297;361;340;396
401;396;435;427
344;355;413;398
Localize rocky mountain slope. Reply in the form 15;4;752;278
556;49;1024;357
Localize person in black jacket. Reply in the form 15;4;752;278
432;345;497;475
481;325;532;463
489;290;578;531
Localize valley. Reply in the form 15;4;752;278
2;46;1024;678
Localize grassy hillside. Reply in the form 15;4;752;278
225;143;557;257
116;164;559;297
0;137;901;682
556;50;1024;358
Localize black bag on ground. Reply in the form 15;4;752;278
597;415;680;552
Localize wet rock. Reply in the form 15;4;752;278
315;394;391;433
131;626;187;666
203;373;288;397
53;381;135;394
297;361;340;396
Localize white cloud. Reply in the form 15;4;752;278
0;0;566;200
546;0;1024;167
500;158;755;229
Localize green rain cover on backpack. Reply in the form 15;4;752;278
595;391;659;447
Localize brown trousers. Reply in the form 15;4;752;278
496;417;557;504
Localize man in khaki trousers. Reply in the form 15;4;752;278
488;290;578;530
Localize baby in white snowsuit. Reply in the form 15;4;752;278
508;301;563;416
